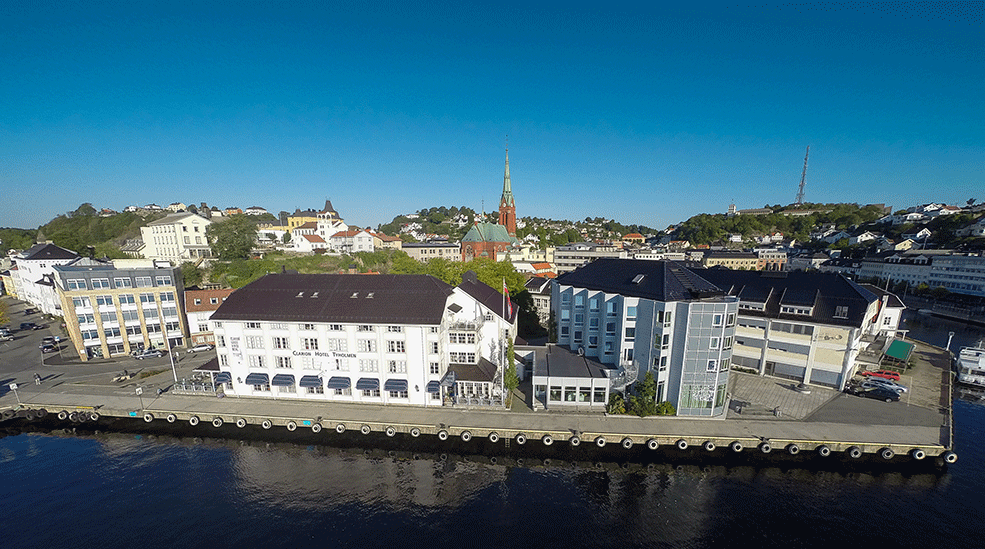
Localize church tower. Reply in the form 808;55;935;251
498;148;517;236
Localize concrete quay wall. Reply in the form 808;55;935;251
3;389;954;464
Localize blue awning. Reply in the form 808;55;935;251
298;375;322;388
327;376;350;389
384;379;408;392
214;372;232;384
355;377;379;391
426;380;441;393
271;374;295;387
245;373;269;385
440;371;457;387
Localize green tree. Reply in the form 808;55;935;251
655;401;676;415
607;392;626;414
206;215;257;260
72;203;97;217
628;371;658;417
282;232;292;244
181;262;205;288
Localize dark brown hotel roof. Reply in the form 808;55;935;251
211;273;454;325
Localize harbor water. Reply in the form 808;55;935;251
1;320;983;548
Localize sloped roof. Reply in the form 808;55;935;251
302;234;326;243
146;212;209;226
20;243;79;261
185;288;236;312
211;273;454;325
556;259;723;302
461;222;516;244
456;271;517;323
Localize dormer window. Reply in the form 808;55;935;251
311;292;319;298
296;292;304;298
351;292;359;298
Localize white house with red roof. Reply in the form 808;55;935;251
329;229;374;253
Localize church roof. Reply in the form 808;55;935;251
461;222;517;244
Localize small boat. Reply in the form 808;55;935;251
955;345;985;388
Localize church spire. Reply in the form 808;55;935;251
498;144;517;236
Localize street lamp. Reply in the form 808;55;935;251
161;320;178;383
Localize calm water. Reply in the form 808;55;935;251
2;320;984;549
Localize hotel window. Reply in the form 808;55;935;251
357;325;374;332
155;276;173;286
575;295;585;308
300;323;315;330
119;294;135;304
430;341;440;354
245;322;261;329
210;297;219;305
624;348;634;362
159;292;175;302
135;276;152;287
727;313;736;326
549;386;562;402
720;358;730;371
272;337;289;349
198;323;208;332
253;383;271;392
429;326;439;334
162;306;178;317
589;317;599;330
388;360;407;373
329;324;343;331
387;326;403;333
248;355;264;368
834;306;849;319
357;339;377;352
573;330;583;343
67;279;87;290
362;389;380;398
574;313;584;326
724;336;733;349
307;385;324;394
604;341;613;354
707;360;718;372
245;336;264;349
662;334;670;350
561;309;570;321
269;322;287;330
713;314;723;326
588;335;598;348
710;337;720;349
627;306;637;319
560;326;569;337
94;295;112;307
275;356;292;369
449;352;476;363
103;327;121;338
113;277;132;288
430;362;440;375
303;338;319;350
216;335;225;347
121;310;140;322
388;389;409;399
606;301;617;316
333;358;349;371
77;314;95;324
387;340;405;353
146;323;161;333
561;294;571;306
219;355;229;367
327;338;347;351
605;322;616;334
144;309;159;319
92;278;111;289
358;359;379;372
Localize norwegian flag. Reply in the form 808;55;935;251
503;278;513;319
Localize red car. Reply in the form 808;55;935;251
859;369;901;382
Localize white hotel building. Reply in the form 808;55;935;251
209;272;516;407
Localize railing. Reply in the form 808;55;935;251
171;378;219;395
444;318;484;332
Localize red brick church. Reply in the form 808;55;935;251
461;149;519;261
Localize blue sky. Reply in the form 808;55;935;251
2;2;982;233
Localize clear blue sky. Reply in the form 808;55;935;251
2;2;982;232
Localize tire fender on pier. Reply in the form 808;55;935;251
570;436;581;447
943;451;958;464
261;419;272;430
312;423;322;433
143;413;155;423
676;439;688;451
515;433;527;445
759;442;772;454
488;432;499;443
595;436;606;448
622;438;634;450
461;430;472;442
542;434;554;446
188;416;199;426
360;424;371;435
57;410;68;421
236;418;247;428
385;426;396;437
729;441;743;453
212;417;223;428
437;429;449;441
166;414;176;423
817;445;831;457
286;421;297;432
787;444;800;455
37;409;47;418
647;439;659;451
409;427;420;437
69;412;79;422
89;412;99;422
911;449;926;460
336;423;346;434
703;441;716;452
880;447;895;460
847;446;863;459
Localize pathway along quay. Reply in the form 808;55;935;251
1;341;957;467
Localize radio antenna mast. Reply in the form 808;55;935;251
796;146;809;205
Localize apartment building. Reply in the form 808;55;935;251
138;212;212;263
554;242;628;274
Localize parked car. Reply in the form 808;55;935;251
856;386;901;402
41;344;57;353
24;308;36;314
187;343;215;353
40;336;56;348
20;322;44;331
862;378;909;393
135;349;164;360
0;333;13;342
859;369;901;382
